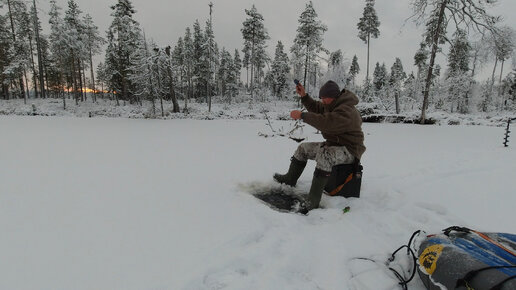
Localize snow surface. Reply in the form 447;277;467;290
1;116;515;290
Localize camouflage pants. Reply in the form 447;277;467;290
293;142;355;172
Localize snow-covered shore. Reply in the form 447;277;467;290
1;97;513;127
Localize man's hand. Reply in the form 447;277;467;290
290;110;302;120
295;83;306;97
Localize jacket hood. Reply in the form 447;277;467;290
326;89;359;110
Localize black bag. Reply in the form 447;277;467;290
324;159;363;198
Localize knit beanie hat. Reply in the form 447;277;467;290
319;80;340;99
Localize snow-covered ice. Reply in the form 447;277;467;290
1;116;515;290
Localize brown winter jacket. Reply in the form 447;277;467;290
300;89;366;160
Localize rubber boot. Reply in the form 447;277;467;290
273;157;307;187
306;169;331;210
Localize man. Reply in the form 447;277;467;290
274;80;366;211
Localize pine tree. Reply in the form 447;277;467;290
205;18;217;111
164;45;180;113
129;35;155;109
5;0;29;100
372;62;388;97
104;0;141;104
47;0;68;104
389;58;407;114
31;0;45;99
63;0;86;104
357;0;380;85
192;20;205;100
171;37;187;107
217;48;232;100
324;49;348;88
329;50;343;71
349;55;360;86
291;1;327;94
0;12;12;99
242;43;251;90
411;0;499;123
447;30;470;74
270;41;290;99
83;14;104;102
228;50;241;101
241;5;269;99
446;29;472;113
403;72;417;107
414;42;428;80
182;27;194;112
233;48;242;88
509;69;516;104
20;2;40;98
96;61;108;99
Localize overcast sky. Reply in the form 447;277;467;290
38;0;516;82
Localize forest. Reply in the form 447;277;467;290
0;0;515;123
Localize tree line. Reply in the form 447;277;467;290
0;0;515;120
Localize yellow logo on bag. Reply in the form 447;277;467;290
419;245;443;275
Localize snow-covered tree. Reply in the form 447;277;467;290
205;18;217;111
509;69;516;107
64;0;87;104
171;37;185;103
128;35;155;109
411;0;500;123
323;49;349;88
217;47;232;99
403;72;418;109
47;0;68;103
96;61;109;99
31;0;46;99
445;29;472;113
0;11;12;99
270;41;290;99
414;42;428;80
241;5;269;99
104;0;141;104
389;58;407;114
182;27;194;111
290;1;327;95
488;26;515;87
372;62;388;98
349;55;360;86
413;42;429;103
192;20;205;100
83;13;104;102
5;0;31;100
469;33;490;78
163;45;180;113
447;29;470;74
357;0;380;84
233;48;242;88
